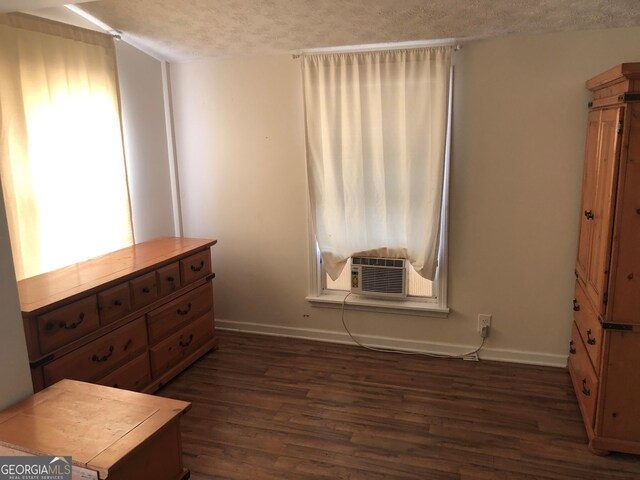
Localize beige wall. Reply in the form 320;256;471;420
116;41;177;242
171;26;640;366
0;183;33;409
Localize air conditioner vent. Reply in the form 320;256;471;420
352;257;404;268
350;257;407;298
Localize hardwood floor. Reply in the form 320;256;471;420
157;330;640;479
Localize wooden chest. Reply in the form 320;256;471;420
0;379;191;480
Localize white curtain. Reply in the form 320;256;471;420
303;47;452;281
0;13;133;280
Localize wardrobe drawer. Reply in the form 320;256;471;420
43;317;147;387
37;296;100;355
98;283;132;326
573;281;603;373
180;249;211;286
568;322;599;429
157;262;181;297
97;352;151;392
150;313;214;378
147;283;213;344
130;272;158;309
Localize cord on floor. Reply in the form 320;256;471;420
340;292;485;359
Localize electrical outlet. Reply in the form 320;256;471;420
478;314;492;338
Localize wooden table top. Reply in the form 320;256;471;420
0;380;190;478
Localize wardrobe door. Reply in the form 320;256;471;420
583;107;623;314
575;110;601;284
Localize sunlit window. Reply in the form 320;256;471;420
0;14;133;280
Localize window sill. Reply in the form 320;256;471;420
306;292;450;318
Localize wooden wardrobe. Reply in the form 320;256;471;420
568;63;640;455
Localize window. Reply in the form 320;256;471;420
302;46;452;315
0;13;133;280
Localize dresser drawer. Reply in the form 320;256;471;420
98;283;132;326
37;296;100;355
43;317;147;387
130;272;158;309
157;262;181;297
147;283;213;344
180;249;211;286
573;281;603;373
150;313;214;378
568;322;599;429
96;352;151;392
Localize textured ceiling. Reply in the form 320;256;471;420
79;0;640;62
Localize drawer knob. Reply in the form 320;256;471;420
569;340;576;354
113;299;122;307
573;299;580;312
52;312;85;331
142;287;151;294
581;379;591;396
584;210;594;220
166;276;175;283
587;329;596;345
92;345;114;363
177;303;192;316
179;334;194;348
190;261;205;272
123;339;133;351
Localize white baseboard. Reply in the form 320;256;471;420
215;319;567;368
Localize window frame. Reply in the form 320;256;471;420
305;65;452;318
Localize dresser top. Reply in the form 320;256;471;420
17;236;217;314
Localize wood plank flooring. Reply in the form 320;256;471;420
157;330;640;479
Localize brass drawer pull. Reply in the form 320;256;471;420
190;261;205;272
177;303;192;316
587;329;596;345
179;334;193;348
46;312;85;331
581;379;590;396
573;299;580;312
92;345;114;363
569;340;576;354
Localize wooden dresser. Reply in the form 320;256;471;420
569;63;640;455
18;236;218;394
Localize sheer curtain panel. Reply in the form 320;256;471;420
303;47;452;281
0;13;133;280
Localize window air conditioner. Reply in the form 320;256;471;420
350;257;407;298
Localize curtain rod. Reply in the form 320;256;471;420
292;43;461;59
